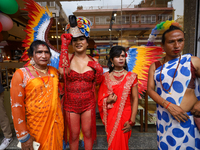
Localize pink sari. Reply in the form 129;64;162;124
98;72;137;150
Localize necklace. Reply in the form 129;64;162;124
32;66;50;88
113;68;124;72
113;69;125;81
33;65;48;74
159;56;181;94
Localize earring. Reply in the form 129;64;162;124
111;63;114;67
30;58;35;65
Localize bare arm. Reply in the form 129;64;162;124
122;79;138;133
147;63;189;122
190;56;200;117
130;85;139;123
191;56;200;77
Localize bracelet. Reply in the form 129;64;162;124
165;102;171;109
19;133;30;143
128;119;135;126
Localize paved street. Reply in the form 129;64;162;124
0;124;157;150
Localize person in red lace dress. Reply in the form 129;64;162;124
58;15;103;150
98;46;139;150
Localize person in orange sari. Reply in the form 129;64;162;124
98;46;138;150
10;40;64;150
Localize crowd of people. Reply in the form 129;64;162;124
0;15;200;150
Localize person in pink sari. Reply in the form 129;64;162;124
98;46;139;150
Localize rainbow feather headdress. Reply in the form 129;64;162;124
147;20;182;46
65;16;92;38
21;0;60;68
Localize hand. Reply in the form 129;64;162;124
58;67;70;75
87;61;103;84
107;93;117;104
61;33;72;49
21;136;36;150
167;103;189;123
122;121;132;133
190;101;200;117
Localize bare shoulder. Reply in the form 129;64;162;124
191;56;200;62
93;57;98;62
149;62;156;72
68;53;73;60
191;56;200;70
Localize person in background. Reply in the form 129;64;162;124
0;82;13;150
58;15;103;150
98;46;138;150
147;25;200;149
10;40;64;150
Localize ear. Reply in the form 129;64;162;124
161;43;165;52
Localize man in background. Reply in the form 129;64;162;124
0;82;13;150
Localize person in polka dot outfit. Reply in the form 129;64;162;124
147;25;200;150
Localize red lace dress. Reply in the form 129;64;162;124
63;54;103;144
64;70;96;113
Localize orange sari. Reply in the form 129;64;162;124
10;66;64;150
98;72;137;150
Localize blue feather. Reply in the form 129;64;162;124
50;56;60;69
127;48;138;72
33;12;51;35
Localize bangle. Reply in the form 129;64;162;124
129;119;135;126
165;102;171;109
19;133;30;143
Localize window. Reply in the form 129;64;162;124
95;16;110;25
87;16;94;24
158;14;173;22
151;15;156;23
141;15;156;24
37;2;47;7
50;2;55;7
141;15;146;23
122;15;130;24
105;16;110;24
132;15;139;24
115;15;130;24
95;17;100;24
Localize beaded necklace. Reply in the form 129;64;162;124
32;65;50;88
159;55;181;94
112;69;125;81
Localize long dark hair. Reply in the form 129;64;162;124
27;40;51;57
107;46;128;73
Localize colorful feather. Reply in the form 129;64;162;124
21;0;60;69
127;46;163;97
